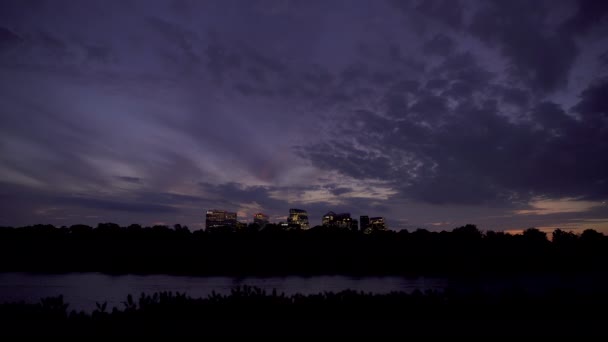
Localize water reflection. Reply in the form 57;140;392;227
1;272;605;313
0;273;447;312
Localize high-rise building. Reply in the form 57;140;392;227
205;209;237;231
335;213;352;229
351;219;359;232
360;215;370;232
225;212;237;227
369;217;387;231
287;208;309;229
322;211;336;226
322;212;356;230
253;213;269;228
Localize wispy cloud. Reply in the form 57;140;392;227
515;197;604;216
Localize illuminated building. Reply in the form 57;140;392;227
322;212;358;231
369;217;387;231
322;211;336;226
287;208;309;230
360;215;387;233
351;218;359;231
360;216;369;232
253;213;269;228
336;213;352;229
205;209;237;231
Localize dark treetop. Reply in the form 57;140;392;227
1;223;606;276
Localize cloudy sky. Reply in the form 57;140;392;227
1;0;607;232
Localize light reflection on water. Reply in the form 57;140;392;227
0;273;446;312
0;272;604;312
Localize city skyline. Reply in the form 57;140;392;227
203;207;384;231
1;0;607;233
2;1;608;337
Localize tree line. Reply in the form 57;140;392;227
0;223;606;275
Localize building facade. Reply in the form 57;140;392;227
322;211;336;226
369;217;387;231
360;215;370;232
287;208;309;229
205;209;237;231
253;213;269;228
351;218;359;231
322;212;358;231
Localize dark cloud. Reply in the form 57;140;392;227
83;44;112;64
391;0;466;31
425;78;448;90
199;182;282;209
297;141;394;181
433;52;494;86
298;30;608;207
496;86;530;108
330;187;352;196
572;77;608;122
205;40;242;83
445;81;474;99
384;92;409;117
422;33;454;56
1;0;607;231
0;182;196;227
63;196;179;214
532;101;575;131
563;0;608;35
390;79;420;93
469;0;578;93
415;0;466;29
0;26;23;52
600;50;608;67
245;47;286;74
408;92;448;121
116;176;142;184
37;30;67;53
146;16;202;68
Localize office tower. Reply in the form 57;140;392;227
206;209;237;231
360;215;370;232
253;213;270;228
287;208;309;229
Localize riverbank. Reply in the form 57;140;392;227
2;286;607;336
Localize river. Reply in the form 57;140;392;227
1;272;604;312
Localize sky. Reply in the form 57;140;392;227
0;0;607;232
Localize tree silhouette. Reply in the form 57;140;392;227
0;223;606;276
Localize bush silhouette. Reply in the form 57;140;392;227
1;287;607;336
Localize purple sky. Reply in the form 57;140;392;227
1;0;607;232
